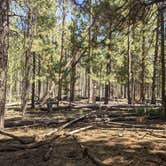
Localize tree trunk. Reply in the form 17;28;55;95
70;52;76;102
160;8;166;120
0;0;9;129
9;74;13;103
140;19;146;103
38;56;41;99
124;85;127;98
120;85;123;98
151;14;159;104
31;52;36;109
104;25;112;104
21;4;33;115
127;4;133;105
58;0;66;103
104;82;110;104
88;0;95;104
69;19;78;102
85;72;88;98
104;56;111;104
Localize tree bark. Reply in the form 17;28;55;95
140;19;146;103
21;2;33;115
127;3;133;104
38;56;41;99
88;0;95;104
0;0;9;129
70;20;77;102
70;50;76;102
58;0;66;103
151;13;159;104
160;8;166;120
31;52;36;109
104;25;112;104
104;57;111;104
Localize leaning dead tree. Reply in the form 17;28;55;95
0;0;9;129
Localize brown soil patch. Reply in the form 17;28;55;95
0;109;165;166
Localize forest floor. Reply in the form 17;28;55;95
0;101;166;166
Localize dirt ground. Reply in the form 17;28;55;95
0;108;166;166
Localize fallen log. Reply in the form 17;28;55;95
6;124;43;131
39;104;162;113
43;111;96;139
107;115;161;122
110;116;137;122
0;112;96;152
147;132;166;139
40;105;72;111
0;125;93;152
40;104;100;112
107;121;165;130
5;120;34;128
101;126;166;133
5;119;69;129
0;130;34;144
0;134;60;152
58;111;95;130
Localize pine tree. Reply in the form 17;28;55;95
0;0;9;129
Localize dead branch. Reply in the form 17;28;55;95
68;125;93;135
0;112;96;152
43;145;53;161
0;130;34;144
5;118;68;129
72;135;108;166
0;141;48;152
107;121;165;130
43;111;96;139
102;126;166;133
147;132;166;139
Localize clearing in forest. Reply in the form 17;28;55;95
0;107;165;166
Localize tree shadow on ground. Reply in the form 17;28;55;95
1;108;165;166
0;128;165;166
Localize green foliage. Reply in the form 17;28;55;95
7;0;161;102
